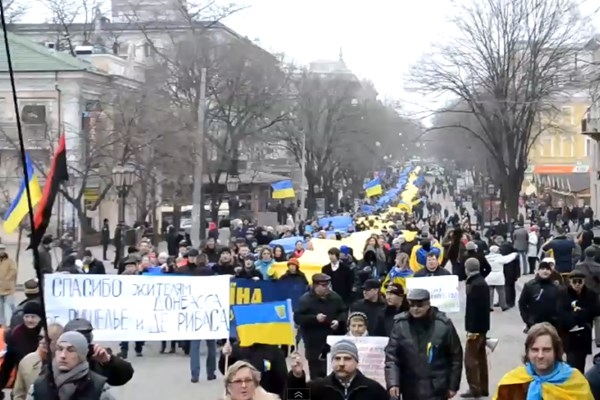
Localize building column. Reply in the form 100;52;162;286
592;140;600;213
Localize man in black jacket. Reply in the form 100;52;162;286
294;273;346;379
384;288;463;400
349;279;385;336
63;318;134;386
288;340;388;400
518;261;564;332
462;258;490;398
322;248;355;306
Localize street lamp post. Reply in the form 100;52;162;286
113;163;136;223
112;163;135;253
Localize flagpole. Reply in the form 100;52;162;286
0;1;54;387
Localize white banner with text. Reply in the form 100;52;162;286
44;274;231;341
406;275;460;313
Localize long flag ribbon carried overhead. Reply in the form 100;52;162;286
364;177;383;198
3;152;42;233
271;179;295;199
29;134;68;249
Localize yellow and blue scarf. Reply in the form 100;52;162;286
493;362;593;400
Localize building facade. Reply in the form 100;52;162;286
0;32;144;243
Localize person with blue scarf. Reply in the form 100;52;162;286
493;322;593;400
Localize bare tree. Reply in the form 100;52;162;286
278;71;409;214
132;3;289;222
1;0;28;22
412;0;592;218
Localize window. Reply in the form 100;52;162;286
21;105;46;124
560;106;574;125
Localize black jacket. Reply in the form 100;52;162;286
383;303;408;336
278;270;309;286
560;285;600;355
466;250;491;278
518;276;564;328
384;307;463;400
585;353;600;399
218;343;287;399
349;299;386;336
465;273;490;334
287;370;388;400
413;267;451;277
31;370;107;400
37;246;53;274
86;259;106;274
0;323;41;389
322;263;355;305
175;263;215;276
90;353;134;386
294;291;346;349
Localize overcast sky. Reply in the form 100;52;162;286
218;0;452;115
19;0;600;119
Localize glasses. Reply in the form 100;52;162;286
228;378;255;387
571;279;583;285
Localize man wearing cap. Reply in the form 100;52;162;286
385;288;463;400
289;339;388;400
294;273;346;379
349;279;385;336
560;269;599;372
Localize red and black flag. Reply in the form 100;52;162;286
29;134;68;249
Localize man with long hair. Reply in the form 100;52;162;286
493;322;592;399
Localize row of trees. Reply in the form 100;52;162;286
417;0;597;218
1;0;418;234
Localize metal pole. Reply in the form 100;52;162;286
191;67;207;244
299;129;306;221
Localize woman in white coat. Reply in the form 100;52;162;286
485;245;518;311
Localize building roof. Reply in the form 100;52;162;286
0;32;94;73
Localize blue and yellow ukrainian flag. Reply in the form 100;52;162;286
3;153;42;233
271;180;295;199
364;177;383;197
232;299;295;346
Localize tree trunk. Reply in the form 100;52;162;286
502;173;523;220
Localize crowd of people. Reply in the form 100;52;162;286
4;164;600;399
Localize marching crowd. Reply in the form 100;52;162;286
1;168;600;399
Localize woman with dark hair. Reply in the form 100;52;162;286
446;228;467;281
272;245;287;262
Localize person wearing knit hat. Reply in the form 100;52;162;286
278;258;308;286
346;311;368;337
289;339;388;398
27;330;116;400
22;301;43;328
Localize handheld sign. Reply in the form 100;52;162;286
406;275;460;313
44;274;230;341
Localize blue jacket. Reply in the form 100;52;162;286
542;236;575;273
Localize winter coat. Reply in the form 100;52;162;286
527;232;539;258
321;263;355;305
512;228;529;252
576;258;600;295
254;259;275;279
518;276;565;329
384;307;463;400
585;353;600;399
465;273;490;334
293;290;346;349
485;252;518;286
349;299;386;336
0;256;17;295
542;236;576;273
560;285;600;355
